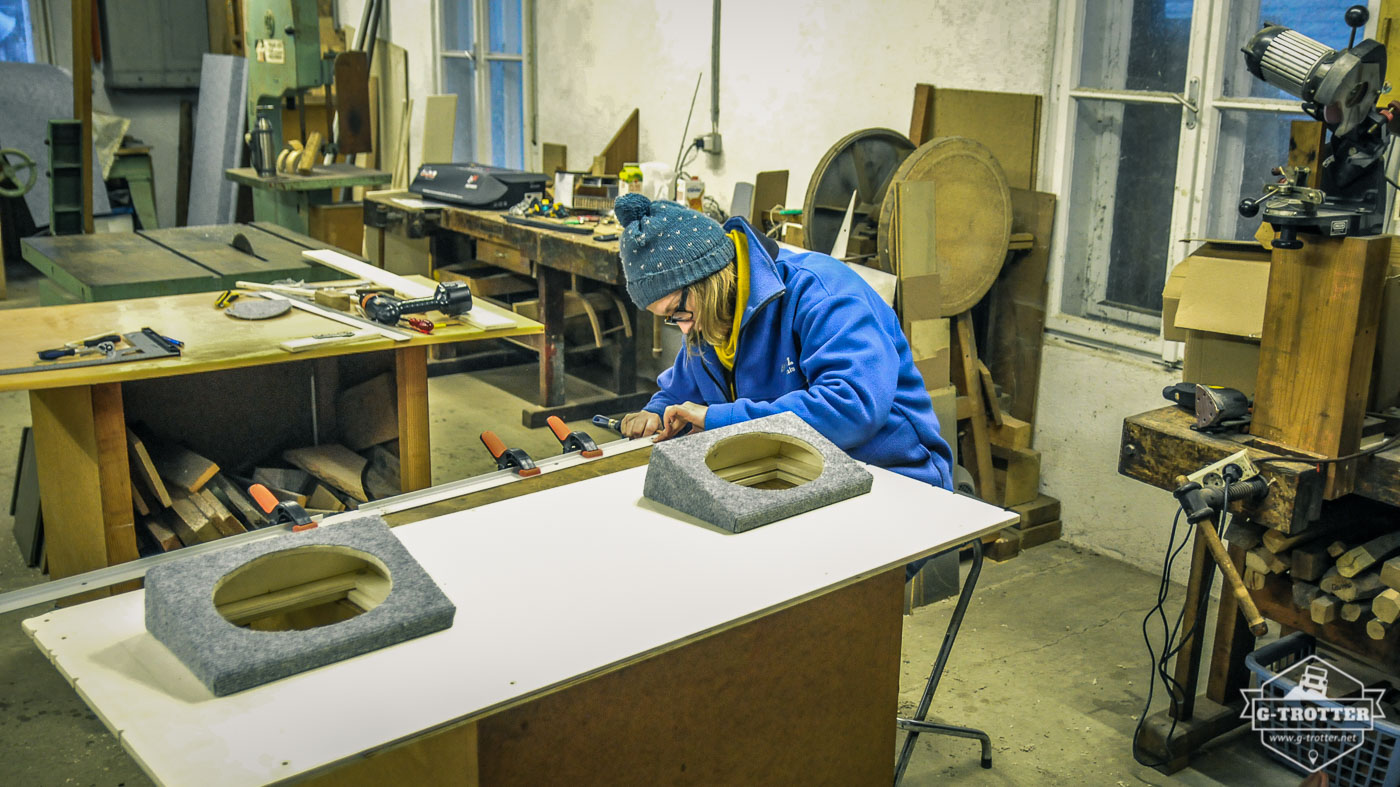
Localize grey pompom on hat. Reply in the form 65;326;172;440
614;193;734;308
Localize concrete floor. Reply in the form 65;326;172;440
0;261;1304;785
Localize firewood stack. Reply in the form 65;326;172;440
1225;503;1400;640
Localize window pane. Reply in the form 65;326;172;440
1203;109;1314;239
489;60;524;169
1062;100;1183;317
488;0;522;55
1079;0;1192;92
0;0;35;63
442;0;474;52
1222;1;1358;99
443;58;476;162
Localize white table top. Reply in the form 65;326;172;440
24;464;1015;786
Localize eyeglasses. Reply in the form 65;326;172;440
664;288;693;325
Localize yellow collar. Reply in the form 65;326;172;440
714;229;748;373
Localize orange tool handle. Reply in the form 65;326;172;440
546;415;571;442
248;483;279;515
480;431;506;459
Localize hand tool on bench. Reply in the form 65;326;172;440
547;416;602;458
1162;382;1252;433
480;431;540;476
592;415;623;434
2;327;182;376
36;332;123;360
361;281;473;325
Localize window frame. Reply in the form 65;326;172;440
432;0;537;169
1042;0;1384;360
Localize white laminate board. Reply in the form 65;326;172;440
24;465;1014;786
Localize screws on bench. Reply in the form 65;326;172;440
547;416;602;458
481;431;540;476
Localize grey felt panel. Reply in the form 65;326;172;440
643;412;873;532
0;63;112;223
144;516;455;696
186;54;247;226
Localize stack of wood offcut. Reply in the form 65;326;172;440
1227;500;1400;641
126;371;403;556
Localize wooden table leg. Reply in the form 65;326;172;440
1170;524;1217;721
537;266;568;408
29;383;136;584
396;345;431;492
612;298;638;396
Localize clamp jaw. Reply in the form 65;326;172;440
547;416;602;458
481;431;540;476
248;483;318;532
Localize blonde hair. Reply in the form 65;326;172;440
683;261;738;352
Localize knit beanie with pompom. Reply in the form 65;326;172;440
613;193;735;308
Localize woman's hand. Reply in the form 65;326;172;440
656;402;708;441
620;410;661;438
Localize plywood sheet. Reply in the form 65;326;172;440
187;54;248;226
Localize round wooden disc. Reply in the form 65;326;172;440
225;299;292;320
876;136;1012;316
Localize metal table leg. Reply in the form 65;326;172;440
894;538;993;784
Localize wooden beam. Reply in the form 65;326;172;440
72;0;94;233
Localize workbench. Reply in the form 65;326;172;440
21;222;350;305
0;288;541;584
24;463;1017;785
1118;405;1400;767
225;164;391;236
365;190;651;427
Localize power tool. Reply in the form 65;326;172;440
361;281;473;325
1162;382;1252;433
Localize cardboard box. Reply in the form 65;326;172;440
1164;241;1400;406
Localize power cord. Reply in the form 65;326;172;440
1255;430;1400;470
1132;484;1233;768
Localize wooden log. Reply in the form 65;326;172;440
1327;540;1349;558
1246;547;1289;575
1016;519;1062;550
1311;595;1339;624
1368;618;1391;641
1381;557;1400;592
148;441;220;493
1341;602;1366;622
284;444;369;502
1224;520;1265;552
1337;531;1400;577
1373;588;1400;624
307;484;347;513
1323;569;1388;602
362;444;401;500
1291;543;1333;582
1292;581;1322;610
164;497;219;545
1009;494;1059;528
990;443;1039;507
205;474;268;529
252;467;314;496
127;427;172;508
1262;519;1336;553
987;413;1031;450
337;372;398;451
130;480;152;517
141;517;180;552
197;489;246;537
1244;568;1267;590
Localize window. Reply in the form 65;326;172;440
1046;0;1379;354
437;0;533;170
0;0;35;63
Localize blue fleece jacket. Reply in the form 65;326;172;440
643;217;954;490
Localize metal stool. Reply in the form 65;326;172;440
894;538;993;783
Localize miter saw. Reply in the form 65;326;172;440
1237;5;1392;248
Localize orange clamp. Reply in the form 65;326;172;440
481;431;507;459
249;483;279;515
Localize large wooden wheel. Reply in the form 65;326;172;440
876;137;1012;316
801;128;914;258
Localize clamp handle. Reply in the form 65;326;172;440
480;431;540;476
547;415;602;458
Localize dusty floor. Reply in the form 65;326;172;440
0;262;1304;785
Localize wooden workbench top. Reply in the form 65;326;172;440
225;164;391;191
0;285;541;392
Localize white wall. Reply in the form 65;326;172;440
535;0;1058;213
1035;338;1188;583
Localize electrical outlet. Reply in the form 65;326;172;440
700;132;723;155
1186;449;1260;488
